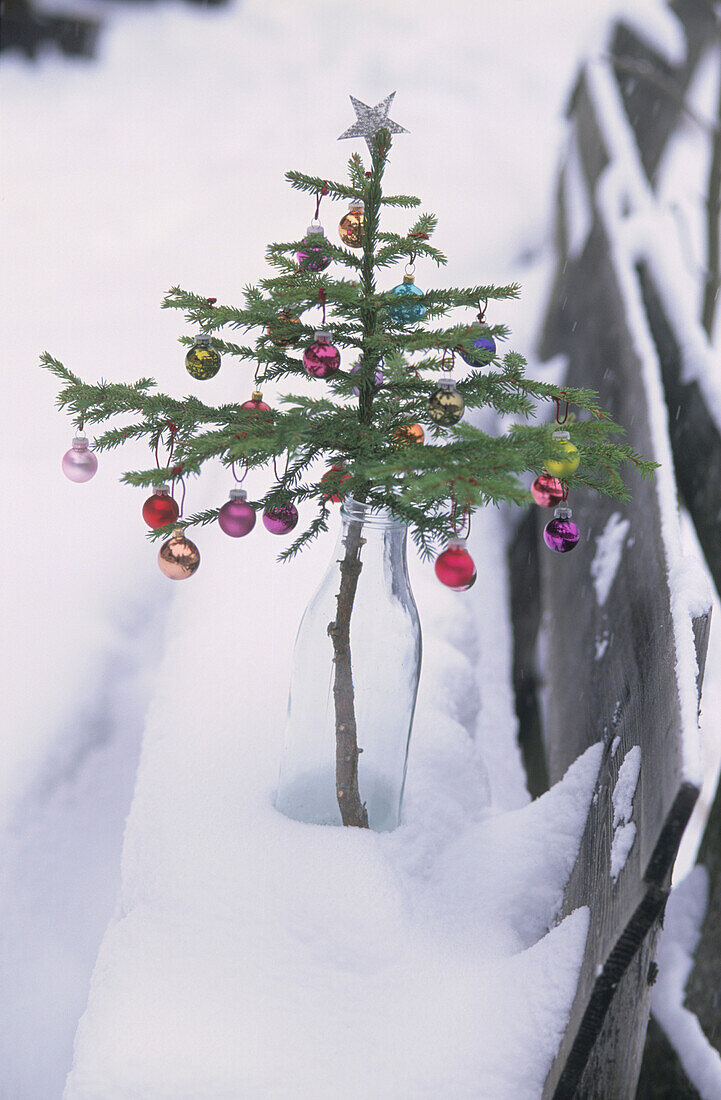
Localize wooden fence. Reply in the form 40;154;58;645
509;2;720;1094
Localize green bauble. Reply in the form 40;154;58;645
185;335;221;380
428;379;465;426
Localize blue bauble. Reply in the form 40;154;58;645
458;334;496;368
388;277;427;324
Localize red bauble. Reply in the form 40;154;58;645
320;463;351;503
435;541;477;591
142;487;180;529
241;390;271;414
531;474;565;508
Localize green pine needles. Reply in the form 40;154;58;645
41;128;656;562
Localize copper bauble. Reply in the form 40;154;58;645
266;311;301;348
158;528;200;580
393;422;425;446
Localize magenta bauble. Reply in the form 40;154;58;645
296;223;331;272
543;507;580;553
434;541;477;591
62;436;98;483
240;390;271;414
263;503;299;535
218;489;256;538
303;331;340;378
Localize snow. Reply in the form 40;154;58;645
652;866;721;1099
609;746;641;881
612;745;642;828
2;0;714;1095
591;512;631;607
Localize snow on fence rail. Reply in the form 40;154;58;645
510;9;717;1095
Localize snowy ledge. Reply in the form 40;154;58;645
64;505;603;1099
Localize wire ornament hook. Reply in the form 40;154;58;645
231;459;249;485
553;393;569;424
314;182;329;221
441;348;455;374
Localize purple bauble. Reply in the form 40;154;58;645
303;331;340;379
350;360;383;396
218;489;256;538
263;503;299;535
62;436;98;483
543;507;580;553
458;334;496;368
296;224;331;273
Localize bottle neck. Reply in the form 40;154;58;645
340;498;407;532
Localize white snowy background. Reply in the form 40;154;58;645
2;1;720;1097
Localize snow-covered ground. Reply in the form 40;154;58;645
2;1;719;1096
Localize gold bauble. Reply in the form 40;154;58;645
428;382;465;426
158;528;200;580
185;336;221;381
339;201;365;248
545;431;580;477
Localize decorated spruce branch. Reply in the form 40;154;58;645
42;95;656;828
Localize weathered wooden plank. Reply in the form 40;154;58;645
610;0;718;186
685;767;721;1052
529;63;709;1099
637;264;721;602
508;509;549;799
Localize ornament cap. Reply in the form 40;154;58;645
437;377;456;390
552;429;570;442
171;526;185;538
402;273;415;285
195;333;212;345
447;536;468;549
250;389;264;402
72;434;90;451
554;505;573;519
306;223;325;236
349;199;365;213
156;483;170;495
313;330;332;343
229;488;248;502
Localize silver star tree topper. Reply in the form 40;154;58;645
338;93;409;151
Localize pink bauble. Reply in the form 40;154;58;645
303;331;340;379
218;490;256;538
62;436;98;483
434;541;477;591
531;474;564;508
263;503;299;535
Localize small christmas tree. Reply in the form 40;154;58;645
42;95;655;828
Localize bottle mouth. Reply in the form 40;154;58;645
340;498;407;529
